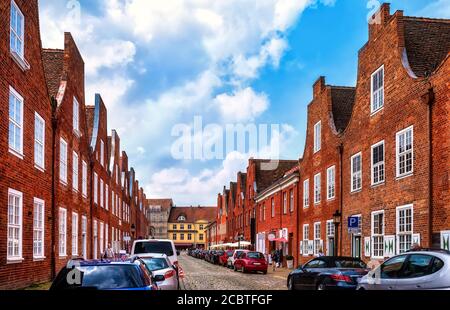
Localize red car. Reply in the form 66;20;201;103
219;250;234;267
234;251;268;274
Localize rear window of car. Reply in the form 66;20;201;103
134;241;174;256
334;259;367;268
226;251;234;256
247;252;265;259
52;265;146;290
141;258;170;271
217;250;224;255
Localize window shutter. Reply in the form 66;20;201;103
364;237;371;257
308;240;314;255
412;233;420;246
300;241;303;255
441;231;450;251
384;235;395;258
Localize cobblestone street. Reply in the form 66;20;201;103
179;253;288;290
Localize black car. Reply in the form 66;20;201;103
287;256;369;290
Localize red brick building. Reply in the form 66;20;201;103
0;0;53;289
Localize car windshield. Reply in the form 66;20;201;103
226;251;234;256
134;242;174;256
334;259;367;268
141;258;170;271
247;252;265;259
217;251;224;255
52;265;146;290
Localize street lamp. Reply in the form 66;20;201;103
333;210;341;256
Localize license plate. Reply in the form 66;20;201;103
253;263;261;265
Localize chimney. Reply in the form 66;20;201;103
369;3;393;40
313;76;326;98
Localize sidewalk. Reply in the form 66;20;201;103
267;264;292;281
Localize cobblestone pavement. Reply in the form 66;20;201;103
179;253;287;290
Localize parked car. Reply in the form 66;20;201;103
234;251;268;274
227;250;248;269
135;254;179;290
219;250;234;267
287;256;369;290
205;250;216;263
50;259;158;290
212;250;224;265
357;249;450;290
131;239;179;268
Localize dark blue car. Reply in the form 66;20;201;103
287;256;369;290
50;259;158;290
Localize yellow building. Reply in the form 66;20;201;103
168;206;216;249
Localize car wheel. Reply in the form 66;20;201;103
317;282;327;291
233;265;237;272
287;277;294;290
241;266;246;273
263;270;267;275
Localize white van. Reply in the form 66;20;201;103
131;239;180;268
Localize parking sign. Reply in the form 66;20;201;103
348;216;360;234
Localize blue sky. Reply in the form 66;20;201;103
39;0;450;205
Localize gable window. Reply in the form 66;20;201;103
34;113;45;169
314;121;321;153
271;198;275;218
396;126;413;177
72;212;78;256
59;208;67;257
9;86;24;156
371;141;385;185
314;222;322;256
8;189;23;261
283;193;287;214
290;189;294;213
371;211;384;258
303;179;309;208
73;97;79;134
397;205;413;254
33;198;45;258
351;153;362;192
82;160;87;197
327;166;335;200
59;138;68;184
72;152;79;191
10;0;24;59
371;65;384;113
314;173;321;204
100;140;104;167
93;172;98;204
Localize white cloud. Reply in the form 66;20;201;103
215;87;269;122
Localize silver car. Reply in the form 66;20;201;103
136;253;179;290
357;249;450;290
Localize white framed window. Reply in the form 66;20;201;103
105;223;109;250
93;219;98;259
100;179;104;208
100;140;104;167
10;0;24;59
9;86;24;156
351;152;362;192
302;224;310;256
303;179;309;208
371;141;385;185
290;189;294;213
72;152;79;191
326;220;335;238
94;172;98;204
283;192;287;214
371;210;384;258
82;160;87;197
59;138;68;184
396;126;414;178
72;212;78;256
314;222;322;256
105;184;109;210
99;222;104;255
271;198;275;218
8;189;23;261
314;173;321;204
314;121;321;153
397;205;413;254
327;166;335;200
81;216;87;259
59;208;67;256
371;65;384;113
263;204;266;221
73;97;79;134
34;113;45;169
33;198;45;259
111;191;115;215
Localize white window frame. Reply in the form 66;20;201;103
271;198;275;218
314;121;321;153
371;141;385;186
10;0;25;59
370;65;384;114
59;208;67;257
33;198;45;259
327;166;336;200
8;189;23;261
82;160;87;198
100;140;104;167
94;172;98;204
100;179;104;208
111;191;115;215
73;97;80;135
396;204;414;254
105;184;109;211
34;112;45;170
314;222;322;256
396;126;414;178
72;212;78;256
93;219;98;259
9;86;24;157
314;173;321;204
81;215;87;259
283;192;287;215
351;152;362;192
105;223;109;251
371;210;385;259
99;222;104;255
302;224;310;256
303;179;309;208
59;138;68;184
72;152;79;191
290;189;294;213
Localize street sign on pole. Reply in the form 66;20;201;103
348;216;360;234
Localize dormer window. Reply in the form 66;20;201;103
314;121;321;153
178;215;186;222
371;65;384;114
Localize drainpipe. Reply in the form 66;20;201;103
89;148;94;258
296;177;301;266
50;97;57;280
338;143;344;255
426;86;435;247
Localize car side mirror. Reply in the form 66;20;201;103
153;275;165;282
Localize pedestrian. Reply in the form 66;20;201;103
318;247;325;257
271;250;277;271
103;243;114;259
276;248;283;268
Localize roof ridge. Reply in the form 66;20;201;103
403;16;450;23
